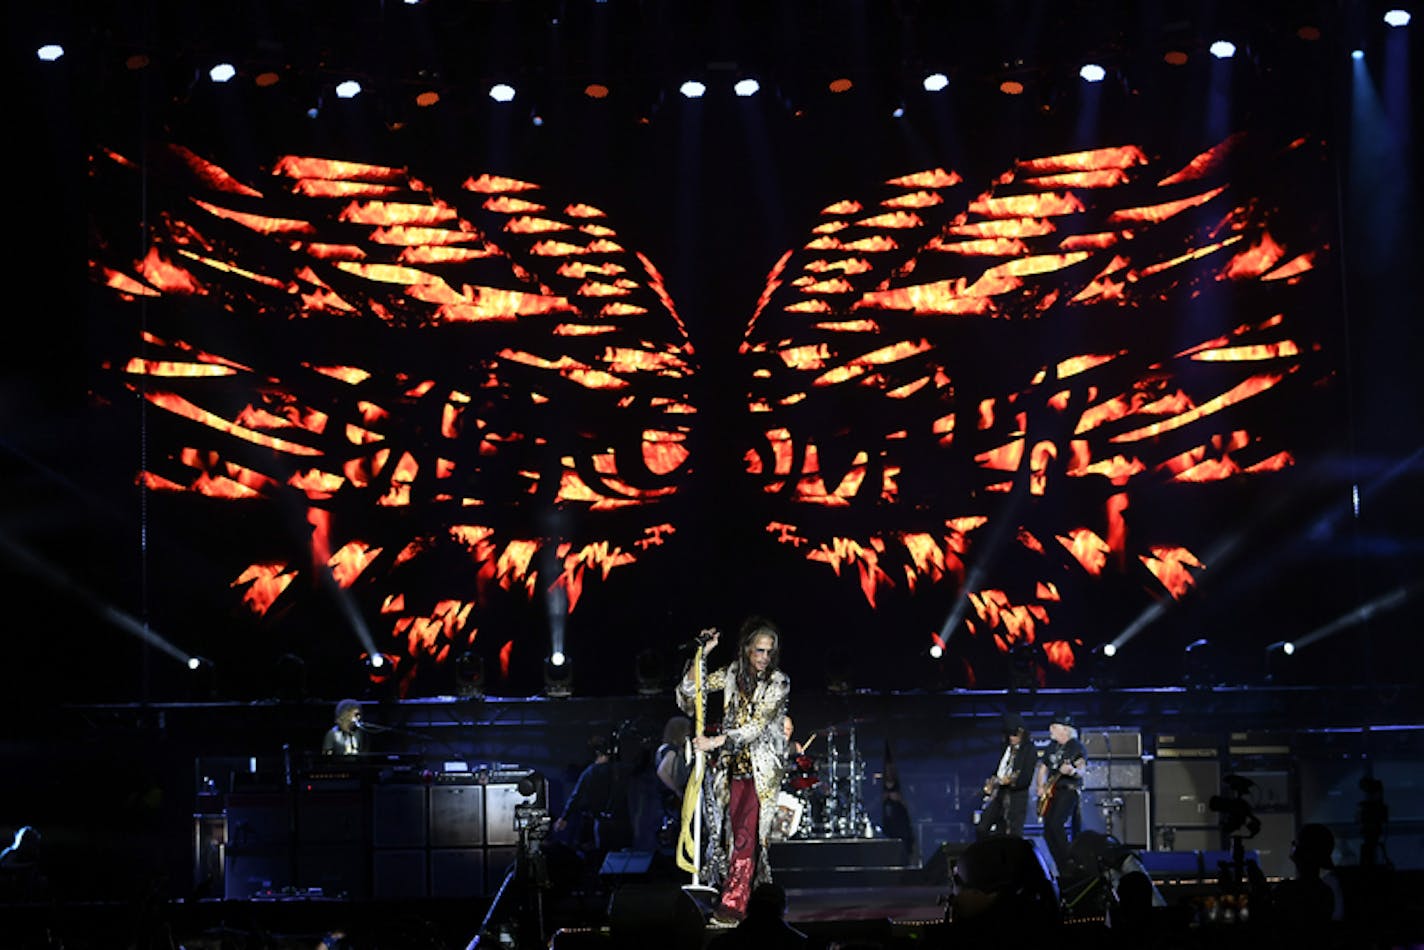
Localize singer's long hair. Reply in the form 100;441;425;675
734;616;781;697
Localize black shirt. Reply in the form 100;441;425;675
1040;738;1088;790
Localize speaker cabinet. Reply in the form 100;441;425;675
1082;730;1144;758
430;784;484;847
298;790;365;845
1248;812;1297;879
485;782;537;846
484;846;519;894
430;848;485;898
373;848;428;899
608;883;706;947
1083;761;1145;790
1234;770;1292;811
372;784;428;848
1153;759;1221;826
1081;789;1150;849
225;793;290;849
1153;825;1221;852
296;845;368;899
223;850;290;899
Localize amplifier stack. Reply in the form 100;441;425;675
1153;733;1222;854
1080;728;1149;849
218;765;544;900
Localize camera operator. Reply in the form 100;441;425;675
554;733;632;868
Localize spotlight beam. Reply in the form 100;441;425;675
936;482;1030;648
0;530;191;665
1291;582;1420;651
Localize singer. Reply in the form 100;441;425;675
321;698;365;756
675;616;790;925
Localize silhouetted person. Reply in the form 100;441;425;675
1358;776;1389;867
554;734;632;868
705;881;808;949
1272;822;1344;928
0;825;47;900
946;835;1060;935
655;714;693;849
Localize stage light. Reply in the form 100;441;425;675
1182;638;1218;688
928;642;943;659
1351;48;1365;60
1008;642;1040;692
634;648;665;697
825;646;852;694
584;83;610;99
999;79;1025;95
1089;645;1119;690
209;63;236;83
37;44;64;62
733;78;760;97
1164;49;1189;66
1383;9;1410;27
335;80;362;99
1079;63;1106;83
455;650;485;699
1209;40;1236;60
828;77;853;93
543;655;573;698
415;90;440;107
186;657;217;700
680;80;706;99
275;653;306;702
531;113;544;126
489;83;516;103
891;104;906;118
923;72;949;92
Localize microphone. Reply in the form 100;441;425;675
354;721;387;733
675;629;719;653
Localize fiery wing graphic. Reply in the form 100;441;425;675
741;134;1330;680
89;131;1331;690
90;144;697;690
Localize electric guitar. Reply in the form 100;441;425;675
1035;772;1061;817
982;769;1019;805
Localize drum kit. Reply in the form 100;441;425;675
770;720;874;841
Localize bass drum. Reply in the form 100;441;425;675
769;791;804;841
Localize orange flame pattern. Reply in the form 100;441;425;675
90;130;1331;687
742;134;1328;673
91;143;699;690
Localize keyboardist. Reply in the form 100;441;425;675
321;699;365;756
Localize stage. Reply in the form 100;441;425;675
4;863;1422;949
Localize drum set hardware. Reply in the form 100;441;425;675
770;722;873;841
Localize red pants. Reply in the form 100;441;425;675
718;777;760;918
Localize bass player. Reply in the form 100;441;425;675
977;712;1038;840
1033;713;1087;876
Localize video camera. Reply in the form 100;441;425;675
1208;774;1261;838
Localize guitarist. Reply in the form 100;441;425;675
1033;713;1087;876
976;712;1037;841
